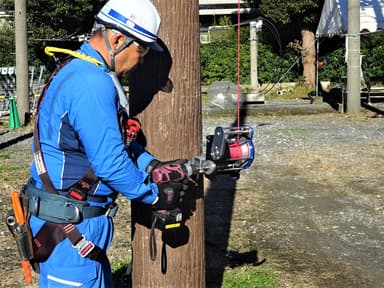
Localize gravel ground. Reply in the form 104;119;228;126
1;102;384;287
204;107;384;288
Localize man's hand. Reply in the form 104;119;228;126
147;159;190;184
152;182;185;210
148;159;191;210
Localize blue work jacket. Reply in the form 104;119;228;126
29;42;158;206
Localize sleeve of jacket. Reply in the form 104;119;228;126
64;65;158;204
128;141;155;171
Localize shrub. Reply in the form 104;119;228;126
200;37;300;86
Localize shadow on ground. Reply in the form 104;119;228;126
205;174;266;288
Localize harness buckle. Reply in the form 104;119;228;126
105;203;119;218
73;235;95;258
64;201;81;223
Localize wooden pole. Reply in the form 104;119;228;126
130;1;204;287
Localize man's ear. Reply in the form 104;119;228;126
110;32;125;49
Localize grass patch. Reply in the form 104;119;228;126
202;84;316;105
0;154;11;160
0;163;30;174
275;127;309;135
0;165;19;173
111;260;280;288
222;266;279;288
267;86;314;101
112;259;131;287
202;92;210;104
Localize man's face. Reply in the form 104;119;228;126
114;35;148;76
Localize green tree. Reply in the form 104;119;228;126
317;34;384;85
317;45;345;83
248;0;324;87
25;0;103;40
361;34;384;80
0;20;15;66
3;0;103;64
200;28;299;86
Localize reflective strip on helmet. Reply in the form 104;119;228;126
103;8;157;42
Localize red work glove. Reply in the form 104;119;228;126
147;159;189;184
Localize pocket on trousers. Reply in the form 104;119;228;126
46;263;98;287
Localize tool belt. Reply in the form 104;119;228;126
24;184;118;224
23;184;117;265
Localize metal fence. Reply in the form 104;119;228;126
0;66;46;113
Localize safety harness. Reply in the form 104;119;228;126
27;47;125;266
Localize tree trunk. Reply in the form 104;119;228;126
301;29;316;88
130;1;204;287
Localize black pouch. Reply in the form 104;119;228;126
20;187;67;270
32;221;66;264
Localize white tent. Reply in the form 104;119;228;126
315;0;384;103
316;0;384;37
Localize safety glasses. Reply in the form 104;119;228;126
110;29;150;57
132;41;150;57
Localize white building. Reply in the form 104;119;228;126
199;0;255;43
199;0;251;16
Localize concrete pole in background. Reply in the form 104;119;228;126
346;0;360;114
249;20;262;90
250;21;259;89
14;0;29;125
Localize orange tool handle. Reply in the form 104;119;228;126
10;191;25;225
22;260;33;284
10;191;33;284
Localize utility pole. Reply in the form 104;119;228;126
131;1;204;287
250;20;261;90
14;0;29;125
346;0;360;113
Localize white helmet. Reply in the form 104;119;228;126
96;0;162;51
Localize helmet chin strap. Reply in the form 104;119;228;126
101;26;132;72
95;25;131;114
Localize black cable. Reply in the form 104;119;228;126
161;241;167;274
150;216;157;261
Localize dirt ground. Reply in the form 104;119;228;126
203;109;384;288
0;104;384;287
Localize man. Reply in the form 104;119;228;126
26;0;185;287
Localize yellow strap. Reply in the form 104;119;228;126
44;46;103;66
165;223;181;229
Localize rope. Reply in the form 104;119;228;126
237;0;241;130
